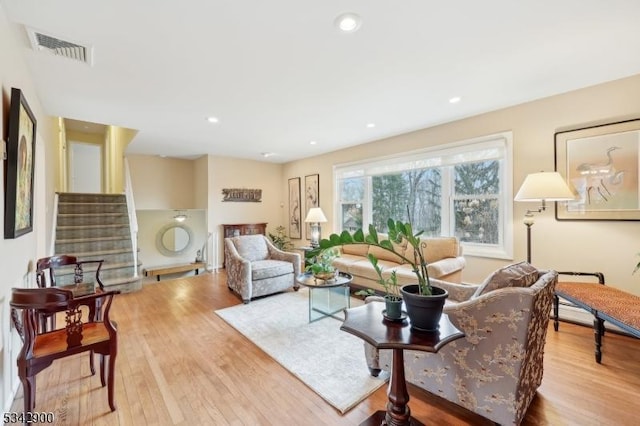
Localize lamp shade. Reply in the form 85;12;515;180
305;207;327;223
514;172;576;202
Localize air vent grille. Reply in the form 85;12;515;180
27;28;93;65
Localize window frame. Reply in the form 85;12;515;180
333;132;513;260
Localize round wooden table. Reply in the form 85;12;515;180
341;301;464;426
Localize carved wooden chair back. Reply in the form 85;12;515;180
36;254;105;290
10;287;119;415
35;255;106;332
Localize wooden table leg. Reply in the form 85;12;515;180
360;348;424;426
385;348;411;426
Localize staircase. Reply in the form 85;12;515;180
53;192;142;293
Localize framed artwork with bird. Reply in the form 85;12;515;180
555;118;640;220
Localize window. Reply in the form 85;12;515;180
334;132;513;259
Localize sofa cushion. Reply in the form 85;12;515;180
473;261;539;297
341;244;370;256
231;235;269;261
251;259;294;280
422;237;460;264
332;254;363;270
349;259;400;281
368;234;406;263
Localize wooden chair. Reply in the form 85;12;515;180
35;255;105;330
10;287;119;415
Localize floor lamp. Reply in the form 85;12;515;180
514;171;575;264
305;207;327;248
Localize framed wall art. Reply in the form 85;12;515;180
288;177;302;239
5;88;37;239
554;118;640;221
304;173;319;240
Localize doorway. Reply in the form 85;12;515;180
69;141;102;193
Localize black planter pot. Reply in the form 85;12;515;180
400;284;448;332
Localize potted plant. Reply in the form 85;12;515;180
310;218;448;331
268;226;294;251
368;255;404;320
305;247;340;281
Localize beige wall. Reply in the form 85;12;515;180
208;156;284;268
283;74;640;292
127;155;197;209
127;154;285;269
136;209;207;272
0;8;55;411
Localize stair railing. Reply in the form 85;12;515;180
124;158;139;277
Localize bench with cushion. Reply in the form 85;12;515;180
553;271;640;363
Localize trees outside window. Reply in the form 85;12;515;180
334;132;513;259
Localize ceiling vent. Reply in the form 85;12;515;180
27;28;93;65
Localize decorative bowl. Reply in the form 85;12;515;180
313;271;337;281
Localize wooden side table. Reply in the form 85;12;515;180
341;302;464;426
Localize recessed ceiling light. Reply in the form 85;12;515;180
261;152;275;158
449;97;461;104
207;116;219;123
334;12;362;33
366;123;376;128
310;140;317;145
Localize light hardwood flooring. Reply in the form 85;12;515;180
9;271;640;425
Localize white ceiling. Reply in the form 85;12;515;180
4;0;640;163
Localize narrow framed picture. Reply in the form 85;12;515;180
304;174;319;240
5;88;37;238
554;118;640;220
288;177;302;239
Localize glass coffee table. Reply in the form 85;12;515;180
295;272;353;322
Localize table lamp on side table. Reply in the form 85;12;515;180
305;207;327;248
514;171;576;263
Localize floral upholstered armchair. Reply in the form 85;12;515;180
224;235;301;303
364;262;558;425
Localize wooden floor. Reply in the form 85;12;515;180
10;271;640;425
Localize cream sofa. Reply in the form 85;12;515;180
364;263;558;425
331;236;465;293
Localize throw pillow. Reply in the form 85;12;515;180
473;261;539;297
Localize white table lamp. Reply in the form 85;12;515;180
305;207;327;248
514;171;575;263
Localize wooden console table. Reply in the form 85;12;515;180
144;262;205;281
221;223;267;265
341;302;464;426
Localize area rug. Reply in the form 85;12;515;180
214;288;389;413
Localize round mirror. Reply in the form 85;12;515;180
156;223;194;257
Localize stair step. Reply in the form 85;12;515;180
59;202;127;206
103;275;143;292
57;223;128;229
56;236;130;244
59;213;128;217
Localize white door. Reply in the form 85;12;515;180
70;141;101;193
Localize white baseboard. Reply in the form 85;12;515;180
3;381;19;414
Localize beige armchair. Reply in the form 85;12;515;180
224;235;301;304
364;262;558;425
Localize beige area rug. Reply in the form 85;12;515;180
215;288;389;414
